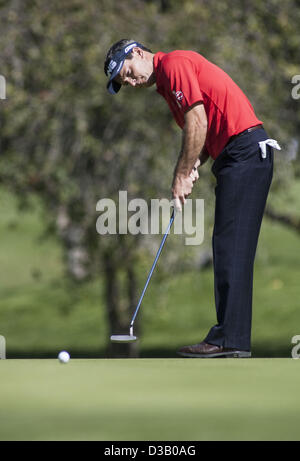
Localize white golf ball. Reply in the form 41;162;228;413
58;350;70;363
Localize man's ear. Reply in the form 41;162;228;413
132;47;143;58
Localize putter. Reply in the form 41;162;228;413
110;208;176;343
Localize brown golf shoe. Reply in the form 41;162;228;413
177;341;251;358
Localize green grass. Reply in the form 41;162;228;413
0;358;299;440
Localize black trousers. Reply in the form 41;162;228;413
204;127;273;351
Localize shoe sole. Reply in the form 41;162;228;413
177;350;251;358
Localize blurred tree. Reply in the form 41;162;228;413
0;0;299;356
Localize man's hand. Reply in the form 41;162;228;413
172;174;193;211
172;158;200;211
190;158;200;182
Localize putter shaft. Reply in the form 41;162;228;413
130;209;175;329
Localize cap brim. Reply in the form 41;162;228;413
106;59;124;95
107;79;122;95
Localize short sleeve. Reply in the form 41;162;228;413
161;56;203;113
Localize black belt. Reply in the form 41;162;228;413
226;124;263;147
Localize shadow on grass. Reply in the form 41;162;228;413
4;342;292;359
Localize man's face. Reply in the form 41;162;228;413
114;48;155;89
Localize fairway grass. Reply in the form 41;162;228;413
0;358;299;441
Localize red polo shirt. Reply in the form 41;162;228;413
154;50;262;159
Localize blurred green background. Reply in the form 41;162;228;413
0;0;300;358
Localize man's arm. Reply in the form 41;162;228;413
172;102;208;209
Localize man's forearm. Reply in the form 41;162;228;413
171;103;208;209
174;117;207;178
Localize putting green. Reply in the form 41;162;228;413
0;358;299;440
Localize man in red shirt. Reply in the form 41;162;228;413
104;39;278;358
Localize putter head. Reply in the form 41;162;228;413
110;335;137;343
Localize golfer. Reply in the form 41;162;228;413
104;39;280;358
